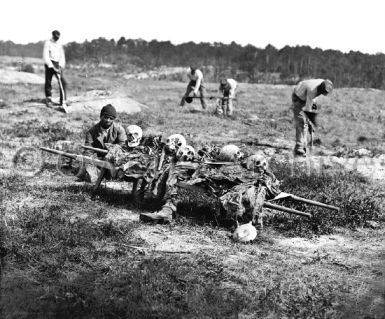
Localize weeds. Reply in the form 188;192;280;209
266;162;385;236
1;77;385;318
6;120;78;142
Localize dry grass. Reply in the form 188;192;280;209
1;67;385;318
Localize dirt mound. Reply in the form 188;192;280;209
23;90;148;115
68;96;148;114
0;69;44;84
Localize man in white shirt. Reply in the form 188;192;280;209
180;66;207;109
292;79;333;156
43;30;68;108
217;78;237;116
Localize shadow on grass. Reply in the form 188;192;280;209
1;251;249;319
22;98;46;104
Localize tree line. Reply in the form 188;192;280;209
1;38;385;88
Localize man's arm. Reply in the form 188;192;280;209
193;70;203;95
116;125;127;146
59;45;66;69
305;89;316;110
84;129;95;156
43;41;53;68
229;80;237;98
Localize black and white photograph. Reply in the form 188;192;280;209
0;0;384;318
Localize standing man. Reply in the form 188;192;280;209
217;78;237;116
291;79;333;156
180;66;207;109
43;30;68;111
83;104;127;182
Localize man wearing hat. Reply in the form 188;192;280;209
43;30;68;110
291;79;333;156
83;104;127;182
180;66;207;109
217;78;237;116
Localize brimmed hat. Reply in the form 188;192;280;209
100;104;117;118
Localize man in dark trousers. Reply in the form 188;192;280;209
291;79;333;156
43;30;68;111
180;66;207;109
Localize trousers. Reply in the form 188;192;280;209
180;80;207;109
292;93;309;152
45;61;67;104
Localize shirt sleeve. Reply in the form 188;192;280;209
193;70;203;92
84;129;95;156
43;41;53;68
229;80;237;97
305;89;314;110
59;45;66;68
116;125;127;146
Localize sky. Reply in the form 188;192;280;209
1;0;384;54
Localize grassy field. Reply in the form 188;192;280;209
0;67;385;318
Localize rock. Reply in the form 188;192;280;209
353;148;371;157
365;220;380;229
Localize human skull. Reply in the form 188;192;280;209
217;144;243;162
232;221;257;242
197;145;219;159
246;153;268;173
126;125;143;147
177;145;196;161
166;134;186;153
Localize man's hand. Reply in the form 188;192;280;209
52;67;61;74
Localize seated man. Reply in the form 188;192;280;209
83;104;127;182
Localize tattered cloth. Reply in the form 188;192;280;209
186;163;281;198
220;182;267;223
184;163;281;222
104;136;163;183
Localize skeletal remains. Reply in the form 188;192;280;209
218;144;244;162
232;221;257;242
176;145;196;161
166;134;187;153
246;153;268;173
39;127;340;244
125;125;143;147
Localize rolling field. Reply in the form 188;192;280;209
0;68;384;318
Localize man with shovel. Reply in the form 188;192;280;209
291;79;333;156
43;30;69;112
217;78;237;116
180;66;207;109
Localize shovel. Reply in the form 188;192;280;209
185;96;237;104
57;72;68;113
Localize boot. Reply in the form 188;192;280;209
140;205;174;224
46;97;53;108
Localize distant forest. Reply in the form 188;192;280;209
1;37;385;88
